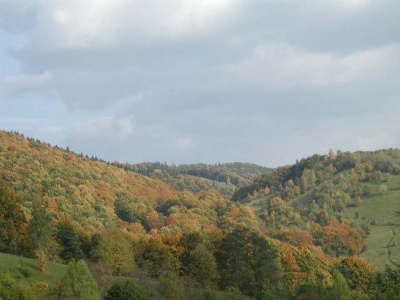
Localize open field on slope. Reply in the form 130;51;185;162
0;252;67;286
347;175;400;270
247;193;280;216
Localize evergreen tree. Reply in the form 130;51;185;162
57;222;84;262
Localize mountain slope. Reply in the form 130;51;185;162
0;130;397;299
112;161;271;197
0;130;176;227
346;176;400;270
237;149;400;269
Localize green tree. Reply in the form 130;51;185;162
0;273;33;300
216;226;282;297
28;197;52;249
158;269;184;300
328;270;351;300
27;197;52;271
56;222;84;262
114;196;152;224
336;256;374;293
92;229;134;275
0;179;27;254
362;185;372;196
104;280;149;300
184;244;218;288
57;260;99;299
300;169;316;193
135;238;177;278
353;196;362;207
329;149;336;161
296;271;350;300
374;267;400;299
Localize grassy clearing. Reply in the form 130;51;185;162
0;252;67;286
347;175;400;270
247;193;280;216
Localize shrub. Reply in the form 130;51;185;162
104;280;149;300
33;281;49;299
379;184;387;195
18;267;32;278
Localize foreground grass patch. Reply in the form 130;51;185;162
0;252;67;287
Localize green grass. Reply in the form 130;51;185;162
247;193;280;216
0;252;67;286
347;175;400;270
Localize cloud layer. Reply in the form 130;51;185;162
0;0;399;166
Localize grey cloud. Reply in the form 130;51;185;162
1;0;399;165
0;0;37;33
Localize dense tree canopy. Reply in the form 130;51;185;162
1;131;400;299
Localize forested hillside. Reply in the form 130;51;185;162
1;130;400;299
0;131;176;227
236;149;400;271
112;161;270;198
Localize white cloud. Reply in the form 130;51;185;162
8;0;241;50
357;133;397;151
116;117;134;138
1;0;400;165
333;0;374;8
176;137;195;150
230;43;400;89
72;116;134;139
3;71;52;89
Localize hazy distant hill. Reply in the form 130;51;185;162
113;161;271;197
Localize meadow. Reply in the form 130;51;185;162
0;252;67;287
347;175;400;270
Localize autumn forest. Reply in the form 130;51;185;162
1;130;400;299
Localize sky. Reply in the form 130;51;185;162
0;0;399;167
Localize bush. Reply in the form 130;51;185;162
33;281;49;299
0;273;33;300
18;267;32;278
379;184;388;194
104;280;149;300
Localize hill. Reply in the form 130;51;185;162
346;175;400;270
1;130;400;299
236;149;400;270
0;130;176;227
112;161;271;198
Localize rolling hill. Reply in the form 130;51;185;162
1;130;400;299
237;149;400;270
0;130;176;227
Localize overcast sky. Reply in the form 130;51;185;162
0;0;399;167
